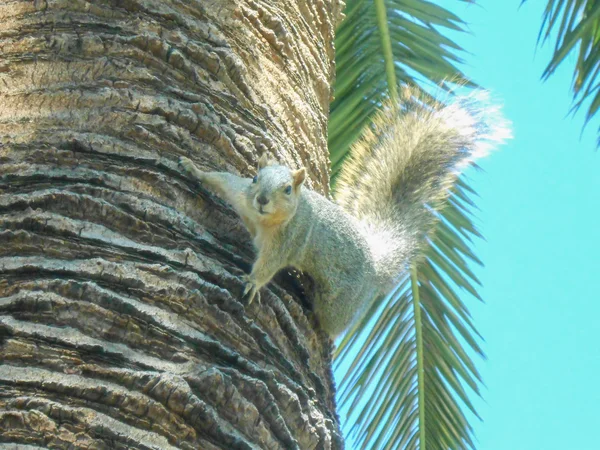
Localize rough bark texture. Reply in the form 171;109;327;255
0;1;345;448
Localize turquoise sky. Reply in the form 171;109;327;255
336;1;600;449
451;1;600;449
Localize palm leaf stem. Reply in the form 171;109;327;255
411;266;426;450
374;0;398;97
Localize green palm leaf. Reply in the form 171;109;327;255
330;0;475;176
334;182;485;450
528;0;600;143
330;1;488;449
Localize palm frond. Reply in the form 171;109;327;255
329;0;475;176
331;2;489;448
530;0;600;143
334;180;485;450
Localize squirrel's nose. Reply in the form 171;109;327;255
257;194;270;206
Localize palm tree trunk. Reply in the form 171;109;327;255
0;1;345;448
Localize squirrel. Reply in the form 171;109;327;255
179;86;510;337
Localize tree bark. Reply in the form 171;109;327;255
0;1;345;448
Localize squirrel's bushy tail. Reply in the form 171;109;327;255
334;85;511;284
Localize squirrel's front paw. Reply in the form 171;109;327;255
242;275;260;305
179;156;200;177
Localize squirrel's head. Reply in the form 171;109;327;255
245;154;306;226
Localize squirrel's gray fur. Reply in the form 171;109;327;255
179;86;510;337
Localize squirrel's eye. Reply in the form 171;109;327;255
252;176;258;184
284;185;292;195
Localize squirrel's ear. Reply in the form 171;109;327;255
292;168;306;187
258;154;276;169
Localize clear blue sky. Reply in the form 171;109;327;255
336;1;600;449
450;1;600;449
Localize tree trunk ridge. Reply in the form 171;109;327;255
0;0;345;448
